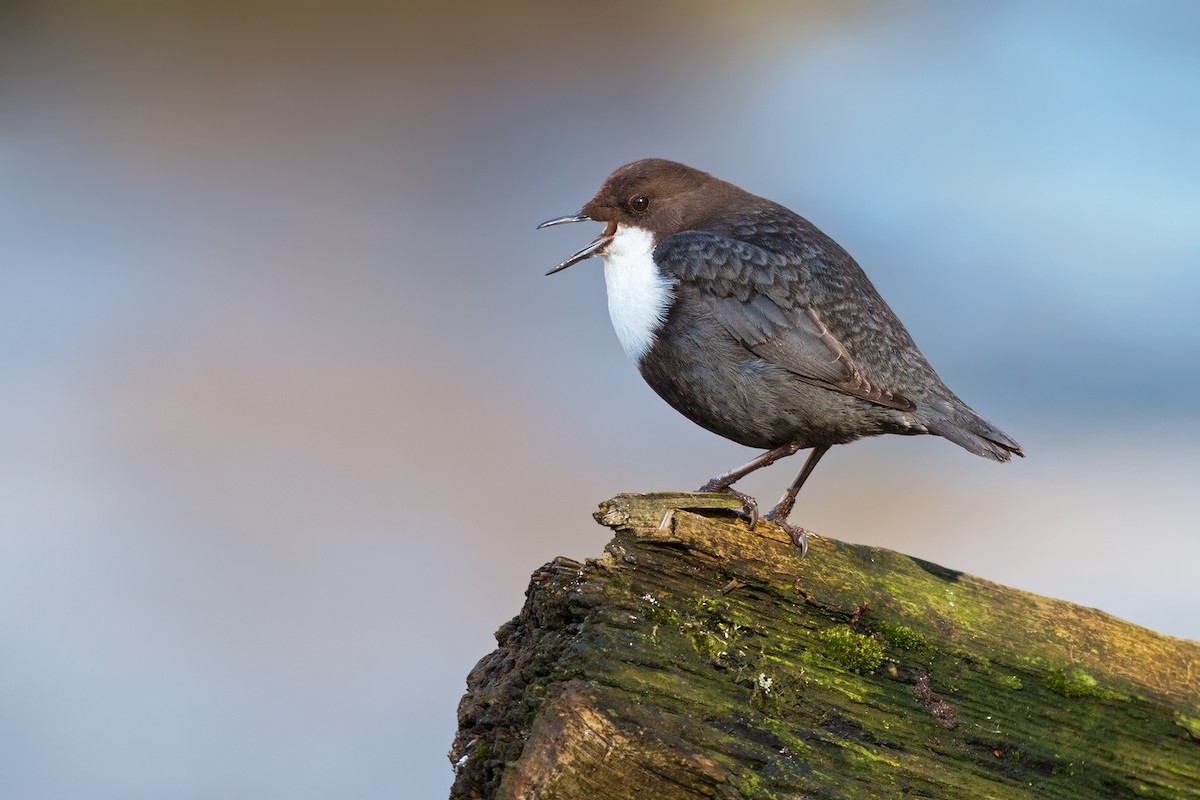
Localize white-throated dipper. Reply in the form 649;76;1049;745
539;159;1022;554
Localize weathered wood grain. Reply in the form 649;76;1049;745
451;493;1200;799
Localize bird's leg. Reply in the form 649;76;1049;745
697;442;804;528
767;444;830;520
698;442;805;491
764;444;831;556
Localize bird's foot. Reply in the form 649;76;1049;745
763;509;810;557
695;481;759;529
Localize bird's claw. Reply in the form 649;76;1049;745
696;482;759;529
727;489;760;529
764;509;809;557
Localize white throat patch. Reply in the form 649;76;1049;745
601;226;676;361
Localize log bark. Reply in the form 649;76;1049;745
450;492;1200;799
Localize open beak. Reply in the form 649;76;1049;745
537;213;614;275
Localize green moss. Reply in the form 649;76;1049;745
689;628;729;659
732;769;773;800
820;627;884;673
641;594;680;626
1045;667;1127;700
996;674;1023;690
640;593;749;664
875;622;935;653
694;596;723;618
693;596;752;631
1174;712;1200;741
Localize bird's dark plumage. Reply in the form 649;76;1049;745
540;158;1022;550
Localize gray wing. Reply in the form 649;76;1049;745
655;231;915;412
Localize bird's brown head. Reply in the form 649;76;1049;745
539;158;739;274
581;158;721;234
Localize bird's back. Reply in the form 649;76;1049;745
666;198;1023;461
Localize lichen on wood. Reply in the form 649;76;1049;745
450;492;1200;799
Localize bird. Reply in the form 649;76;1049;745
538;158;1022;554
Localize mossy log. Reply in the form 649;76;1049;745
450;492;1200;799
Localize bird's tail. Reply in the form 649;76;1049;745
921;395;1024;463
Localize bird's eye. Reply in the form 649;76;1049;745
628;195;649;213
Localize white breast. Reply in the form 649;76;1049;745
601;225;676;361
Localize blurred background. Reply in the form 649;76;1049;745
2;1;1198;797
